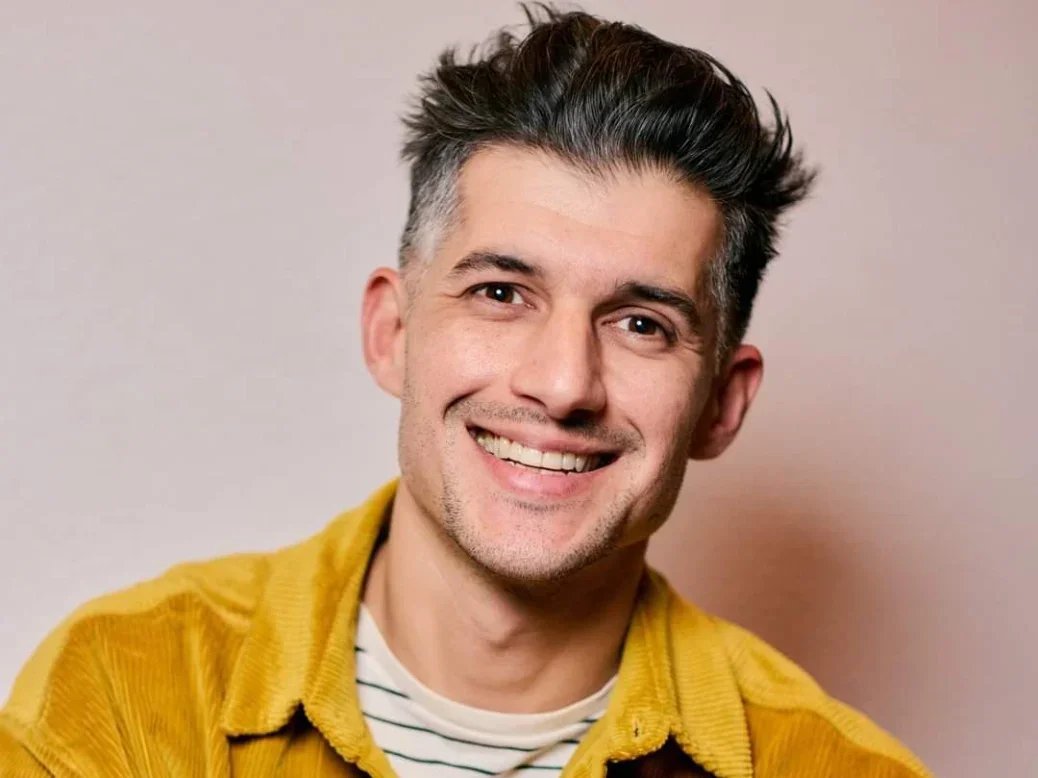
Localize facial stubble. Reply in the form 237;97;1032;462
399;361;696;586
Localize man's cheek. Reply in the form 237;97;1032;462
645;400;697;454
444;323;524;384
411;322;488;382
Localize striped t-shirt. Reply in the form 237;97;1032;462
355;605;615;777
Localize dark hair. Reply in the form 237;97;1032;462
400;3;815;359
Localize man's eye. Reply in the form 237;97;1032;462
618;314;665;338
474;283;526;306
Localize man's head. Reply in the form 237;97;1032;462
363;5;814;584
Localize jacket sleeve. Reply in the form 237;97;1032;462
1;623;136;778
0;718;53;777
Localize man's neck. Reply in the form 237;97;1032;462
361;485;646;714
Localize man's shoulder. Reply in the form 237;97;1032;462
4;483;394;728
3;548;272;732
1;486;392;776
663;589;931;777
1;549;273;774
711;617;930;776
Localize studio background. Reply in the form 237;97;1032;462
1;1;1035;775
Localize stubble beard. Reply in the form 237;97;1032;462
398;376;692;587
436;416;693;586
440;471;634;585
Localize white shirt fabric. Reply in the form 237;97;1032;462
355;605;615;777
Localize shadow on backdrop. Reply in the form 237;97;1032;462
649;473;940;723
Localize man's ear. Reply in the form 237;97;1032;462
361;267;408;398
688;344;764;460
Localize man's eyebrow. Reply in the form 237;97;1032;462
446;251;543;280
615;281;703;335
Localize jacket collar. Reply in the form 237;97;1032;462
219;480;751;778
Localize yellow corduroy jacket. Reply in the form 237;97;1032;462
1;481;930;778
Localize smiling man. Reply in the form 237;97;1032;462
1;6;931;778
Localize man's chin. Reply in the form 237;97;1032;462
456;538;599;585
443;502;624;584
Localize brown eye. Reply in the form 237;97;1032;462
620;315;662;336
476;283;526;306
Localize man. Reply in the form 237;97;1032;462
1;6;931;777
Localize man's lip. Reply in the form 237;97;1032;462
466;423;620;458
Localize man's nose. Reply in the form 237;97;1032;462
509;306;607;421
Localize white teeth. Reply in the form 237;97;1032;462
519;447;543;468
474;431;604;473
542;452;562;470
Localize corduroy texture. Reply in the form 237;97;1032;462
1;481;931;777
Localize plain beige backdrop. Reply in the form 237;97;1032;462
1;1;1035;775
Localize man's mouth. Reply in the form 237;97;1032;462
468;427;617;474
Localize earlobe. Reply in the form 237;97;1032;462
689;345;764;461
361;267;407;398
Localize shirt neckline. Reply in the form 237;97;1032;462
356;604;616;742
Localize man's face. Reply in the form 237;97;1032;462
381;146;727;582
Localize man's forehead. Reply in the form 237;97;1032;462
446;145;723;294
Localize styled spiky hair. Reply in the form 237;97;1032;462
400;3;815;358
